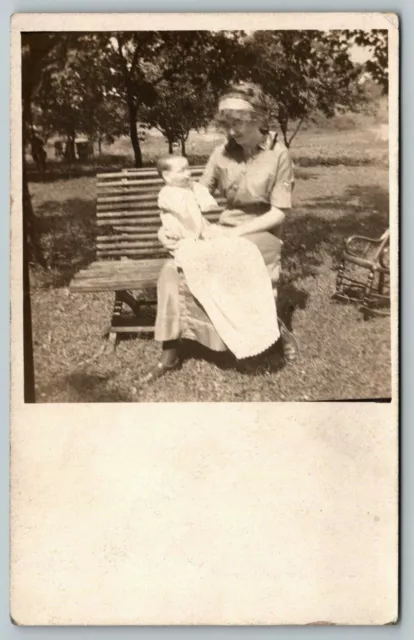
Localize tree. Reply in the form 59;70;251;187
141;79;216;155
347;30;388;93
106;32;164;167
34;34;129;161
245;30;367;147
21;33;70;401
138;31;248;155
32;31;249;166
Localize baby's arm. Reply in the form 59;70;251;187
195;183;222;213
158;213;186;254
158;226;181;253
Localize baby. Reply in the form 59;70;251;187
155;156;281;360
156;155;222;253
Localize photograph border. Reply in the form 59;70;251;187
4;1;409;635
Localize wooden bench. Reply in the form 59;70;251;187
70;165;225;351
334;228;390;319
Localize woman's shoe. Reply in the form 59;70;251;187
140;358;181;385
278;319;300;363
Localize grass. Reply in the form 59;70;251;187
28;123;392;402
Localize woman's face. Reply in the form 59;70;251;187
217;111;264;148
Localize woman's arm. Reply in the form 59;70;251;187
198;146;221;194
225;146;293;236
223;206;286;237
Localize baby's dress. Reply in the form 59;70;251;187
157;182;220;241
157;182;280;359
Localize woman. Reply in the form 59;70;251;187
142;82;298;384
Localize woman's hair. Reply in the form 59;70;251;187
217;81;270;134
220;82;269;114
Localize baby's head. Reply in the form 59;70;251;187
156;155;192;188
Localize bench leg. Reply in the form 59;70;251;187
106;293;124;353
362;270;375;320
107;330;118;354
117;290;141;317
335;259;346;296
378;272;385;296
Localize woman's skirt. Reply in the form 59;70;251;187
154;230;282;351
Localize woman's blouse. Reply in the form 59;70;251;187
199;137;295;231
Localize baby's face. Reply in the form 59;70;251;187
163;158;192;187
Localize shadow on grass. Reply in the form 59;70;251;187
282;184;389;279
293;154;388;168
27;155;129;183
32;182;389;309
35;198;96;287
64;372;130;402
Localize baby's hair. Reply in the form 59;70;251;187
156;155;187;178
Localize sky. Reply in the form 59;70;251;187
350;43;373;63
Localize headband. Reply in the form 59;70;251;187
218;97;257;112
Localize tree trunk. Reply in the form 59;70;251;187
21;34;64;404
115;35;143;168
287;115;306;148
180;137;186;157
168;138;173;154
126;94;142;167
278;117;290;148
98;136;102;156
22;158;36;402
64;134;76;163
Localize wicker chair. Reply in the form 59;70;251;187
334;229;390;319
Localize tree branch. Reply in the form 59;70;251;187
287;113;306;147
129;36;142;75
115;33;129;79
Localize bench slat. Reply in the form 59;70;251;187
70;165;224;295
119;166;205;176
97;175;203;188
96;189;164;200
96;211;222;225
97;240;162;250
98;195;161;205
71;258;165;274
97;248;165;258
70;258;166;292
99;176;165;188
96;167;204;180
97;211;160;221
97;233;159;243
97;203;225;215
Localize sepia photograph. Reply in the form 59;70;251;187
10;13;399;627
20;20;394;403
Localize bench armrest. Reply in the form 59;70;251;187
345;235;382;257
345;230;390;259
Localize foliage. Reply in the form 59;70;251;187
137;31;246;153
34;34;129;151
347;29;389;92
245;30;368;147
27;29;389;162
110;31;247;157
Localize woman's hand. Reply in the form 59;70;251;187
158;227;181;252
203;224;236;239
227;207;286;237
202;224;224;239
